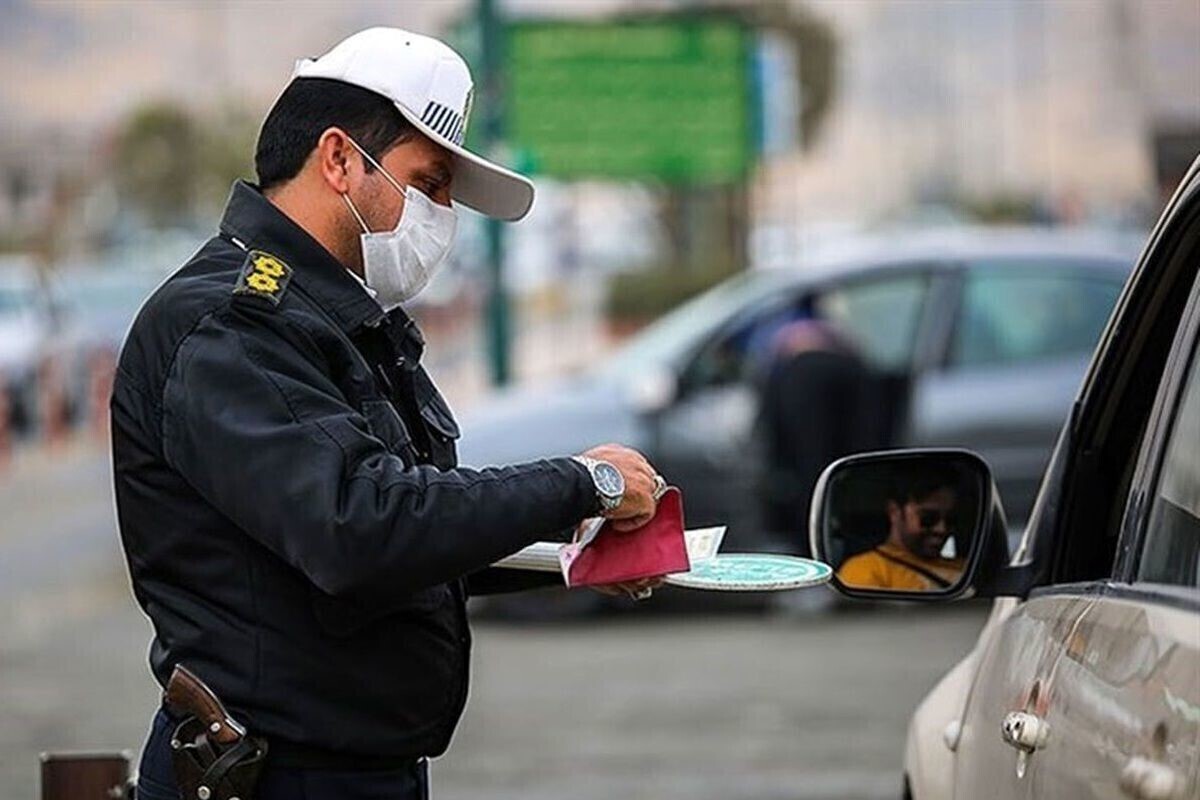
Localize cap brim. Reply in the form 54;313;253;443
396;103;534;221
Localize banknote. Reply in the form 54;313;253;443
682;526;726;565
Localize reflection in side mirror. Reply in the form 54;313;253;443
810;450;992;598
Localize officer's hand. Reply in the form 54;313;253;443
578;443;659;531
590;576;665;600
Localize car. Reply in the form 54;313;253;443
810;157;1200;799
0;257;71;434
459;227;1140;557
54;267;166;354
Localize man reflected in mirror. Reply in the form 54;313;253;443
837;467;967;590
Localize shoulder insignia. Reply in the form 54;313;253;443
233;250;292;305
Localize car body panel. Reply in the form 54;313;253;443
903;597;1019;800
951;594;1096;798
905;640;977;799
650;382;766;544
1035;594;1200;799
458;376;643;468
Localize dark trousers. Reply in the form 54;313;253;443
136;709;429;800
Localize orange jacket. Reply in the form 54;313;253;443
837;542;965;591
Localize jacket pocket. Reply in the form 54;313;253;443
418;382;461;469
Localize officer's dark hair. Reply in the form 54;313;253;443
255;77;417;191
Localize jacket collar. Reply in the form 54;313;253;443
217;181;424;361
219;180;388;333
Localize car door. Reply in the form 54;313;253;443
1034;268;1200;800
650;289;811;549
908;262;1125;525
951;591;1095;799
953;159;1200;799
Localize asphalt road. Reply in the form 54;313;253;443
0;443;987;800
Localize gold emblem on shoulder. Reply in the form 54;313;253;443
234;250;292;305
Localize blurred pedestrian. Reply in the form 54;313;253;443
756;315;887;554
111;28;665;800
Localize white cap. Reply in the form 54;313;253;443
294;27;534;221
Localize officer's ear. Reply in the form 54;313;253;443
315;127;356;195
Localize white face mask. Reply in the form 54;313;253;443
342;138;457;311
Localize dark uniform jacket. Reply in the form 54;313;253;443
111;181;599;768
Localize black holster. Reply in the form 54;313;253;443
169;716;268;800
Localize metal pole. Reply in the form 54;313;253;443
479;0;511;386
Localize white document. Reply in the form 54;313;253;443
492;526;727;579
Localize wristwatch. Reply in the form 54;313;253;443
572;456;625;512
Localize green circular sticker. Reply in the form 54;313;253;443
665;554;833;592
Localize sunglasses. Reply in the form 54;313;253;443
916;509;958;530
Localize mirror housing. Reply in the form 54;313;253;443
810;448;1019;601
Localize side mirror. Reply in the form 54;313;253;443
809;449;1012;601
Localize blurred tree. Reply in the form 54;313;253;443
961;193;1053;225
197;104;258;217
113;103;201;228
714;1;839;153
658;4;839;283
761;3;838;152
113;101;258;228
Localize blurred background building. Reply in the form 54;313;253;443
1;0;1196;353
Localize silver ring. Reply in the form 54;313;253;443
652;474;668;500
633;587;653;601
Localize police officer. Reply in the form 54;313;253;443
113;28;664;800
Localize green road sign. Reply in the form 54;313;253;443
506;17;754;184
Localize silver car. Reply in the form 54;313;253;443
460;228;1139;553
811;159;1200;799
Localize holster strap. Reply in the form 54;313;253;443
198;737;261;798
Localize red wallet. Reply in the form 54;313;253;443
559;488;690;587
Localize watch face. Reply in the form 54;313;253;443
594;462;625;497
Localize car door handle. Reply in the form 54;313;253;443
1119;756;1188;800
1001;711;1049;753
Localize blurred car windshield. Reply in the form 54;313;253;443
601;269;796;375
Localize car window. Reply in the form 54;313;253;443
1137;333;1200;588
950;266;1122;369
680;294;811;390
816;273;929;372
602;269;796;377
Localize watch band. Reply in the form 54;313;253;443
571;456;623;511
